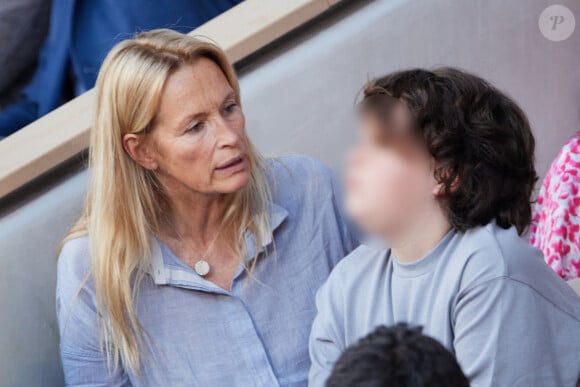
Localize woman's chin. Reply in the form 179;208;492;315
217;172;251;194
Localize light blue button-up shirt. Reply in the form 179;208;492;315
56;155;358;387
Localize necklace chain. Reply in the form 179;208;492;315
169;220;222;277
192;228;223;277
198;231;221;262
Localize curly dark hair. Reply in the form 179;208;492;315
326;323;470;387
359;67;537;234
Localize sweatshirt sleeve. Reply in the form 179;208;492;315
308;273;346;387
453;277;580;387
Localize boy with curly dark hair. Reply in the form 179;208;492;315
326;323;469;387
309;68;580;387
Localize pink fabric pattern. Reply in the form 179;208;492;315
530;132;580;280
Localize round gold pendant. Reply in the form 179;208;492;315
194;260;211;276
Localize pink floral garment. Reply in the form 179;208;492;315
530;132;580;280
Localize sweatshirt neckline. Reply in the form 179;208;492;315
390;229;456;277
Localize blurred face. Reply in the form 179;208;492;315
345;108;439;240
132;58;250;197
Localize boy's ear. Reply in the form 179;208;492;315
432;175;460;196
433;180;446;196
122;133;158;171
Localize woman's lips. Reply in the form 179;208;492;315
215;156;247;174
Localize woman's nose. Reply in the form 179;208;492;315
214;118;241;148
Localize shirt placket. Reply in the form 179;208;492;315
223;294;280;387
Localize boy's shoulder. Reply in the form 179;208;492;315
324;224;548;293
456;223;580;321
456;223;567;293
325;225;529;292
453;224;513;287
325;243;389;289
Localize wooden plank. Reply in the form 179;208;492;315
192;0;332;63
0;90;94;198
0;0;341;199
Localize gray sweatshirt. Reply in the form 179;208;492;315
309;223;580;387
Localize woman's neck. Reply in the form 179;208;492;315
387;206;451;264
157;189;240;292
159;188;232;245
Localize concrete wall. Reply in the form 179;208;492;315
242;0;580;179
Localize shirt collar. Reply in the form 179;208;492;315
245;202;289;260
149;202;289;288
391;228;456;278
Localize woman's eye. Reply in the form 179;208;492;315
224;103;237;113
185;122;203;133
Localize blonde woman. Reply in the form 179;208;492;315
56;29;357;386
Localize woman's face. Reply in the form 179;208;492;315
137;58;251;197
345;111;438;239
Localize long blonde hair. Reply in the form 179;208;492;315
60;29;271;374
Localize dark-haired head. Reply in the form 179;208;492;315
348;67;537;236
326;323;470;387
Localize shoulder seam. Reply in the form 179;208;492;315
459;276;580;323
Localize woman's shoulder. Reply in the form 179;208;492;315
57;236;92;296
58;235;90;268
266;154;333;183
265;154;335;203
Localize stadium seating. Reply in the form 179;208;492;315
0;0;578;385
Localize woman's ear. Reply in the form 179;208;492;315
122;133;158;171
